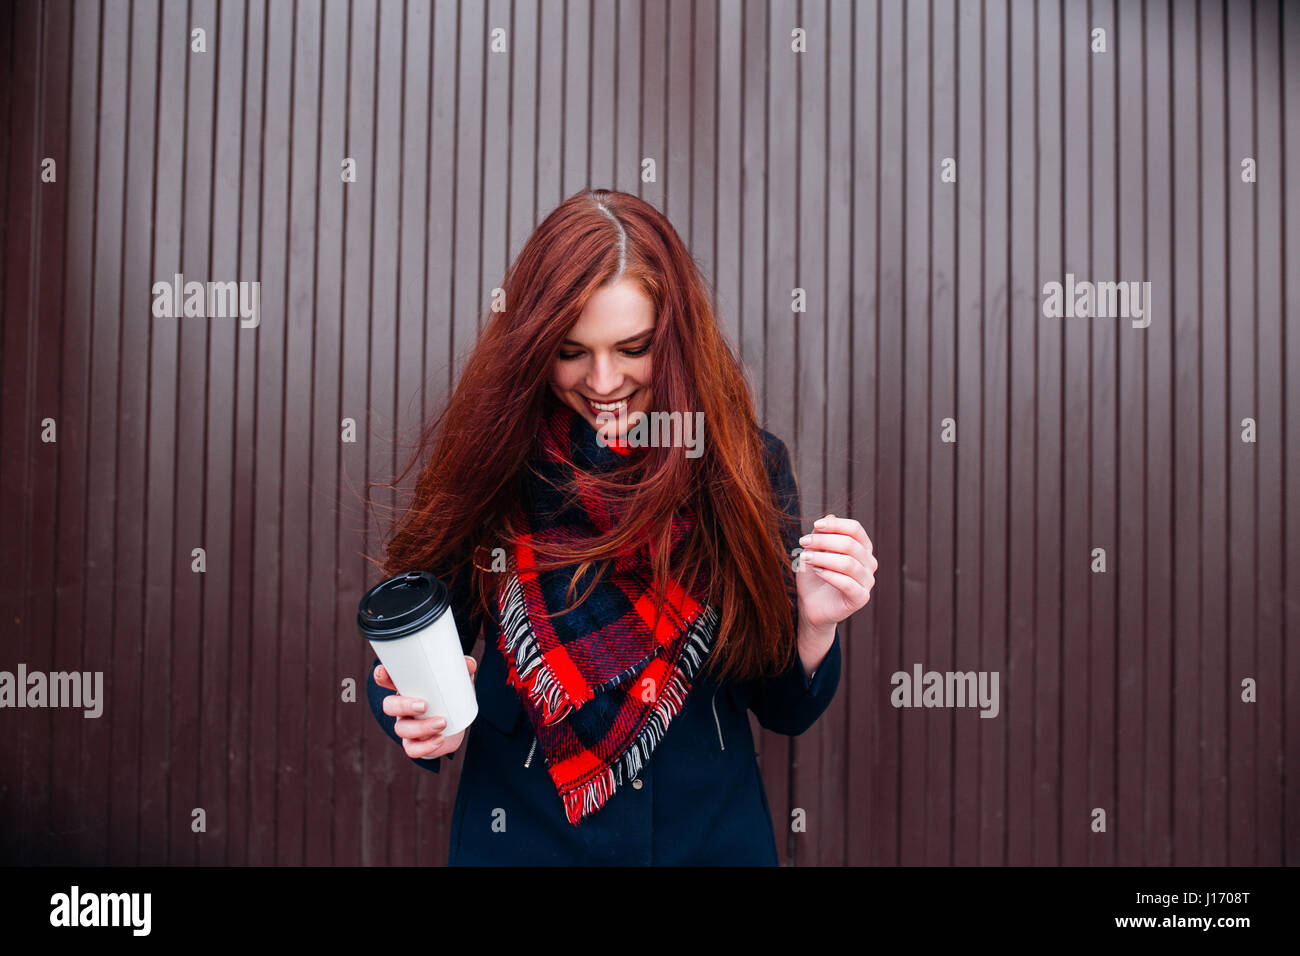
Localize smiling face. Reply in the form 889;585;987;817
549;278;655;439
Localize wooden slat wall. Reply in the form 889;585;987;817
0;0;1294;867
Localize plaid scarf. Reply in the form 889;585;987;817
494;397;719;825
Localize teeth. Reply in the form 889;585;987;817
588;394;631;411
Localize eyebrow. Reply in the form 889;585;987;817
560;327;655;347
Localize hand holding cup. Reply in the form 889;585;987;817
376;656;478;760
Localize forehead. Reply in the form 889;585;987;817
566;279;655;343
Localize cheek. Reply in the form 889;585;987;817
550;363;579;390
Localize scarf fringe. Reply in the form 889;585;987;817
498;574;575;724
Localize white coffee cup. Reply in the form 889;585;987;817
358;570;478;738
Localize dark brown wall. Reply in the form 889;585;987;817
1;0;1295;866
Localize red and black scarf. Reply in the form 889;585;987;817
494;397;719;825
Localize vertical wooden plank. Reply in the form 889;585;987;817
507;0;539;280
534;0;562;218
315;0;350;869
226;0;268;868
1005;0;1038;867
978;0;1010;866
273;0;323;867
1058;0;1090;868
789;0;828;867
171;0;218;868
639;0;665;213
56;0;100;865
1115;0;1149;867
1282;0;1300;870
847;0;882;868
738;0;764;414
875;0;905;866
819;0;853;867
952;0;985;868
763;0;797;864
562;0;592;199
1253;0;1284;868
392;0;436;868
663;0;690;235
1141;0;1176;867
589;0;618;190
1196;0;1229;866
1169;0;1202;865
344;0;382;866
1085;0;1118;870
89;0;130;864
482;0;510;304
112;0;159;867
32;0;75;865
1030;0;1064;868
322;0;364;868
690;0;717;295
898;0;931;866
201;0;246;867
713;0;740;352
246;0;293;866
738;0;765;813
364;0;409;866
426;0;458;406
449;0;482;361
925;0;957;868
615;0;641;195
1224;0;1256;865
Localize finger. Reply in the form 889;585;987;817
810;514;872;552
407;731;462;760
382;694;429;718
393;714;448;739
374;664;396;691
809;564;874;605
404;735;446;760
796;548;870;582
466;655;478;684
798;531;871;568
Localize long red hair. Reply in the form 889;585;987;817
374;188;798;683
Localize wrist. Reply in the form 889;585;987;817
795;618;836;678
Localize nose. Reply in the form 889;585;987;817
585;354;622;398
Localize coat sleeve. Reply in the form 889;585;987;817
364;556;484;774
741;432;843;736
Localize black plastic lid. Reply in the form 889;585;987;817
356;570;451;639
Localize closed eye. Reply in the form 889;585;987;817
556;344;651;361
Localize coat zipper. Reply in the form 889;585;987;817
524;734;538;768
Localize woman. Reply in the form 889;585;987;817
365;188;877;865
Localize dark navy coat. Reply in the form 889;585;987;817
366;430;842;865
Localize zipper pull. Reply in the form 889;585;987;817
524;734;538;768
